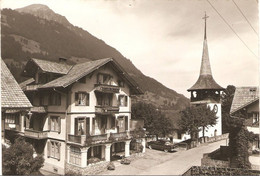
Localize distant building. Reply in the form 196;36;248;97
9;57;144;175
187;13;224;138
230;87;259;149
1;59;32;144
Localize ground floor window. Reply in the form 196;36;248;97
48;141;61;160
70;146;81;165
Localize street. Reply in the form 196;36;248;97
99;139;227;175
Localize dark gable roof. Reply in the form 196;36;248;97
40;58;143;95
25;58;73;75
230;87;259;115
1;59;32;109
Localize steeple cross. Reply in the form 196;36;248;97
202;12;209;39
202;12;209;21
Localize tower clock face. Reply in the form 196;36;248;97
213;104;218;113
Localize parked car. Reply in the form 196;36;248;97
147;140;176;152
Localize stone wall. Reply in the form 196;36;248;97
182;166;260;176
65;161;109;175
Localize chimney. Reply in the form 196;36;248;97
59;57;67;63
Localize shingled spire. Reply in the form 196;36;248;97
188;12;223;92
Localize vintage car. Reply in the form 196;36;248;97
147;140;176;152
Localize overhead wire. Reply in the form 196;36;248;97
232;0;258;35
206;0;258;58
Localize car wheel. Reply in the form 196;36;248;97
164;149;168;152
148;145;152;149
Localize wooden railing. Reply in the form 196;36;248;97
25;84;43;91
94;84;120;93
30;106;47;113
95;105;119;115
5;124;21;131
24;129;48;139
110;132;128;141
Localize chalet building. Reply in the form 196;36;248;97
187;13;224;139
230;87;259;149
17;57;144;174
1;59;32;144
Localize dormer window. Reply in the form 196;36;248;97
97;73;112;85
75;92;89;106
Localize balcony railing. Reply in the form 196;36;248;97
68;134;108;146
25;84;43;91
109;132;129;141
5;124;21;131
24;129;48;139
30;106;47;113
94;84;120;93
68;134;86;145
95;105;119;115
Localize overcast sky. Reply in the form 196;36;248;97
2;0;259;97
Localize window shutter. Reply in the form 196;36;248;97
75;118;78;135
125;96;128;106
75;92;79;105
57;143;61;161
86;93;89;106
58;117;61;133
48;116;51;131
47;141;51;158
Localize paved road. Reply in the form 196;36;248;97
99;139;227;175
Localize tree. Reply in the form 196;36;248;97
178;104;217;141
197;105;218;142
132;102;174;139
221;85;236;133
2;137;44;175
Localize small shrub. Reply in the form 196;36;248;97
120;158;131;165
88;157;100;164
107;162;115;170
65;170;81;176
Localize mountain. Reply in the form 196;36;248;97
1;4;190;112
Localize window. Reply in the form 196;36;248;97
118;95;128;107
118;80;124;87
70;147;81;165
49;116;61;132
75;92;89;106
75;117;90;135
39;93;48;106
5;113;19;124
97;73;112;85
49;92;61;106
253;113;259;123
48;141;60;160
96;92;112;106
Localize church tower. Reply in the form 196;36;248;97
188;13;224;137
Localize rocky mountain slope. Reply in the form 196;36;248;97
1;5;190;111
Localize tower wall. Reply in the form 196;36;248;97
198;103;222;138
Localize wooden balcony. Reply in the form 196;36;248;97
95;105;119;115
68;134;86;145
109;132;129;141
5;124;21;131
30;106;47;113
68;134;108;146
94;84;120;93
25;84;43;91
24;129;48;139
